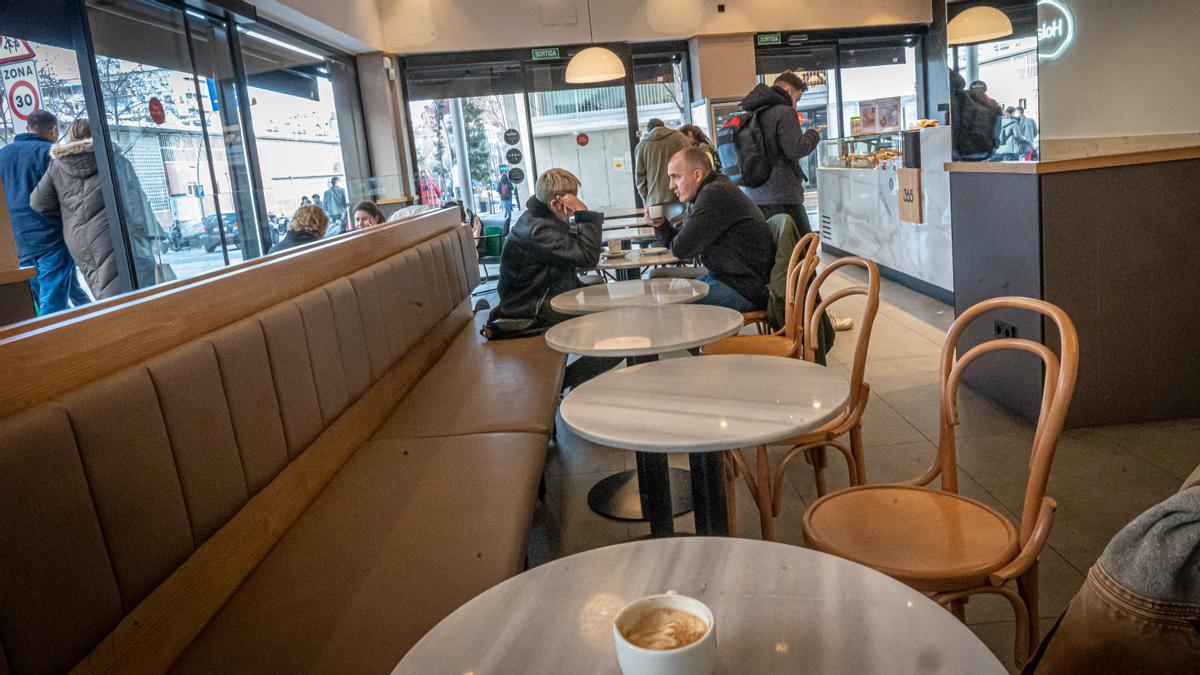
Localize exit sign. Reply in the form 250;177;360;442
531;47;560;61
756;33;781;46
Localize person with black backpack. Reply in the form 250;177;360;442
735;72;822;236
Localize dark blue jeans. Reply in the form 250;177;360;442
696;273;757;313
21;245;90;315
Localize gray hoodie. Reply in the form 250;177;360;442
30;138;158;298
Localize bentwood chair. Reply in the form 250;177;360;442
802;297;1079;668
724;257;880;540
701;233;821;357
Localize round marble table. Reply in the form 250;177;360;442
547;305;743;534
550;278;709;316
561;355;850;535
394;537;1006;674
545;304;740;356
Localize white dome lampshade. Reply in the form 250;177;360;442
565;47;625;84
948;6;1014;45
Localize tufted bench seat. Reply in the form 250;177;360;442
0;209;566;675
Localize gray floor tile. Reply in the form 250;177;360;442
1091;418;1200;483
546;413;627;477
881;381;1033;442
528;471;631;566
969;619;1054;674
956;429;1182;572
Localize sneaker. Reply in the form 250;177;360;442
830;313;855;331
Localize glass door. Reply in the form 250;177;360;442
405;60;535;220
526;60;635;214
757;44;840;205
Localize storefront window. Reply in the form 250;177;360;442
528;60;634;213
1;0;372;315
238;25;368;238
952;37;1039;161
87;0;253;283
405;45;686;218
633;51;687;133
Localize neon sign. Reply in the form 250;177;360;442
1037;0;1075;61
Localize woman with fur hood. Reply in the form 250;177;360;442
30;119;159;299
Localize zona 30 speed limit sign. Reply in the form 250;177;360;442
2;59;42;122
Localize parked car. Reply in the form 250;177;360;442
201;213;239;253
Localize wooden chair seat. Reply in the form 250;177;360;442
803;485;1019;592
701;334;793;357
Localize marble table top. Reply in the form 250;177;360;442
544;305;741;358
602;226;658;243
394;537;1005;675
595;251;681;270
550;279;709;315
560;354;850;453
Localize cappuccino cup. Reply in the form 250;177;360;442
612;591;715;675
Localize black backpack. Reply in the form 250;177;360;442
953;91;1003;157
716;110;773;188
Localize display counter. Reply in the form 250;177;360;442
816;126;953;301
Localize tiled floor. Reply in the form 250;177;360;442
495;264;1195;672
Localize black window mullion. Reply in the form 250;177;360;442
224;14;272;256
181;8;231;266
70;0;139;291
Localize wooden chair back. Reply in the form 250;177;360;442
802;257;880;407
781;233;821;340
926;297;1079;547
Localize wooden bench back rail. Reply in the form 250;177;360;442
0;208;472;421
0;217;481;675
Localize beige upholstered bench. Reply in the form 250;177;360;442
0;208;565;674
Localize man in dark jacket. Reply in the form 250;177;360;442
656;147;774;312
488;167;617;389
0;110;89;314
739;72;822;235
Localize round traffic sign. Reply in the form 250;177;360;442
505;147;523;164
148;97;165;125
7;80;39;121
508;167;526;184
576;132;590;147
503;128;520;145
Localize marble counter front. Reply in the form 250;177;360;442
817;126;953;295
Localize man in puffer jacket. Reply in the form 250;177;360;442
1027;467;1200;673
31;119;158;298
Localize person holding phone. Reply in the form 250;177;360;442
484;168;618;389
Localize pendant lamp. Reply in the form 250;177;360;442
565;0;625;84
948;6;1014;45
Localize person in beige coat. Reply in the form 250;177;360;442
634;118;689;217
30;119;159;298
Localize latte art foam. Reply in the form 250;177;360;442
622;607;708;650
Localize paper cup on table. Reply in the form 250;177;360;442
612;591;716;675
608;239;621;254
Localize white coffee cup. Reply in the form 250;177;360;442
646;204;664;222
612;591;716;675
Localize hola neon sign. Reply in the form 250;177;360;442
1037;0;1075;61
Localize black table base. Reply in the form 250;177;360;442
585;465;693;523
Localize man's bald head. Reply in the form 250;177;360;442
667;147;713;203
673;146;712;174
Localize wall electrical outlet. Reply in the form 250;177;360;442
994;320;1017;339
